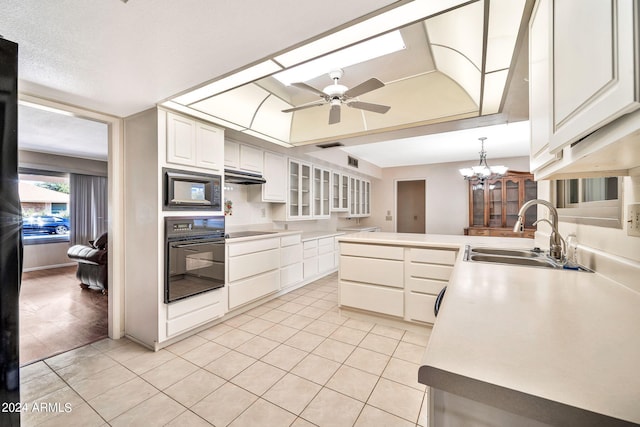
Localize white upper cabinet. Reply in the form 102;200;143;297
331;171;349;212
528;0;560;172
262;151;286;202
549;0;639;153
273;158;313;221
166;112;224;172
195;122;224;171
313;166;331;218
224;140;240;169
347;176;371;218
224;140;263;173
239;144;263;173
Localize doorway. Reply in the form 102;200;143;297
396;179;426;233
17;95;124;365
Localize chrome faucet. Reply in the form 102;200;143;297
513;199;564;261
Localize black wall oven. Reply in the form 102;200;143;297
165;216;225;303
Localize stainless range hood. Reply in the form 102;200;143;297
224;169;266;185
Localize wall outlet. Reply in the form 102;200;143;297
628;203;640;237
261;207;266;218
385;215;393;221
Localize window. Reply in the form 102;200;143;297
19;170;71;244
554;177;622;228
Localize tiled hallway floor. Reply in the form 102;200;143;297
20;273;431;426
20;266;109;365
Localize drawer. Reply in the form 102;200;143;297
166;301;225;337
303;239;318;250
166;287;226;336
406;277;446;295
318;237;334;248
409;248;457;265
340;243;404;260
303;247;318;259
340;281;403;317
468;228;490;236
228;269;279;309
304;258;319;279
318;243;333;255
281;262;303;289
407;263;453;281
281;234;301;247
405;291;437;324
167;287;225;319
228;237;279;257
280;243;302;267
340;256;403;288
228;248;279;282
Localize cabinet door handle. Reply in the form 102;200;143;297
434;286;447;317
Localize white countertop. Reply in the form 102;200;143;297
224;229;301;243
301;230;345;241
337;232;640;425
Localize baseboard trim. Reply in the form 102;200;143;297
23;262;76;273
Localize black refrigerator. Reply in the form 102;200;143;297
0;37;22;427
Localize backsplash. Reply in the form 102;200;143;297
223;184;272;227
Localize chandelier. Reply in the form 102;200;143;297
459;137;508;189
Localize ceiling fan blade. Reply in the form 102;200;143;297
348;101;390;114
291;82;327;97
328;104;341;125
343;78;385;98
282;101;326;113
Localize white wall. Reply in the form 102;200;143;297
364;156;531;234
224;184;273;229
23;242;75;271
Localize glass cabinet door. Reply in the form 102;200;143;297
505;178;521;228
332;172;340;210
471;183;485;226
350;177;356;215
313;168;321;216
524;178;538;227
322;170;330;216
488;180;502;227
301;163;311;217
289;160;299;218
341;175;348;210
364;181;370;215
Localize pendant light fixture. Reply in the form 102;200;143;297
459;137;508;189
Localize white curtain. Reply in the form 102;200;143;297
70;174;108;245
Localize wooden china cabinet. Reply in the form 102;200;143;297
465;171;537;238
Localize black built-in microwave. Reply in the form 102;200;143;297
163;168;222;211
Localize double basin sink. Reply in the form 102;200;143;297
464;245;592;272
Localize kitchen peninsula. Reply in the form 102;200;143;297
337;232;640;426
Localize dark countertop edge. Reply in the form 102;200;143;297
418;366;639;427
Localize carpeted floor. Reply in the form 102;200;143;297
19;265;108;366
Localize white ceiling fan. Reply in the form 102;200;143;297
282;69;390;125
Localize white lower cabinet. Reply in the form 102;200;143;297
338;242;457;325
229;270;280;310
166;288;226;337
340;282;404;317
280;234;302;289
227;237;281;309
404;247;457;324
339;243;405;318
302;234;342;280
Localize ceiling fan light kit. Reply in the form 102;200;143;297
282;69;390;124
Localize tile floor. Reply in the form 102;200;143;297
20;273;431;426
20;266;109;365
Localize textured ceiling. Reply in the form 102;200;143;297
1;0;397;117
